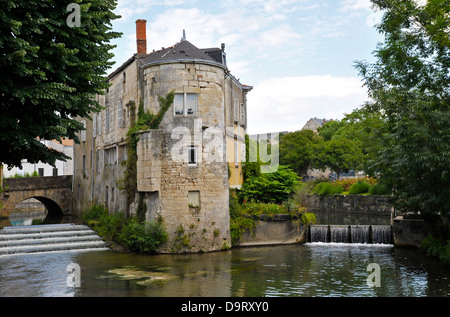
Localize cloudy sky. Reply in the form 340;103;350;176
109;0;385;134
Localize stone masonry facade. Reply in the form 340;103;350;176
72;20;252;253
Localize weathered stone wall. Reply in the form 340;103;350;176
4;176;72;191
0;176;73;217
305;195;394;214
72;46;252;253
236;215;306;247
392;216;429;248
137;62;232;252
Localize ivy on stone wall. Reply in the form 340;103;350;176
119;91;174;214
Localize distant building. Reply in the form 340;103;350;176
2;139;73;178
302;117;331;133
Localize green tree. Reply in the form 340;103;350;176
238;165;300;204
317;120;344;141
242;134;262;180
314;138;363;178
319;108;386;174
355;0;450;239
0;0;121;168
279;129;321;176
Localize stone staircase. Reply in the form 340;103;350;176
0;224;110;256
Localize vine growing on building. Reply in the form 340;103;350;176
119;91;175;213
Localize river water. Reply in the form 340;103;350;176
1;209;450;297
0;243;449;297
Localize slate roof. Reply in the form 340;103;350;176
108;38;252;91
138;39;225;67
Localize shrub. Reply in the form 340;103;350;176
82;204;167;254
332;178;357;191
348;180;370;194
300;212;317;226
312;182;343;196
421;234;450;266
81;204;109;224
119;217;168;254
369;183;390;195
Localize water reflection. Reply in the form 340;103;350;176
0;244;449;297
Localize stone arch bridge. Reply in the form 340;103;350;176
0;176;72;218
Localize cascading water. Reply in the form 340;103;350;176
350;225;370;244
371;225;392;244
308;224;392;245
330;225;349;243
309;225;330;243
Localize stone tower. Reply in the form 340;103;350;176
72;20;252;253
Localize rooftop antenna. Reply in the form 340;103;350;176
181;29;186;41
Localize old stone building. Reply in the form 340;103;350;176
72;20;252;253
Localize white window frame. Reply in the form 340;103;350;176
174;93;198;117
188;145;198;166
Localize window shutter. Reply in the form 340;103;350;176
98;112;102;135
93;114;97;137
81;120;86;142
118;101;123;127
105;108;109;132
234;99;239;123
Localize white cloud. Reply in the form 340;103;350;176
246;75;368;134
339;0;372;12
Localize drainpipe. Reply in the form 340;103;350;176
91;139;94;202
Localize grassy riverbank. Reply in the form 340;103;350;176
81;204;168;254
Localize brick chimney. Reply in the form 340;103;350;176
136;19;147;56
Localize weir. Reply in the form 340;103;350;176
0;224;109;255
308;224;392;244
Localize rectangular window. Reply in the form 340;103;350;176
93;114;97;137
97;112;102;136
234;99;239;123
188;190;200;208
105;186;109;208
53;168;58;176
82;155;86;175
96;151;100;173
240;103;245;124
38;168;44;177
104;148;117;165
174;93;198;116
118;100;123;127
81;120;86;142
186;93;197;115
119;144;127;163
234;140;239;167
105;108;110;132
188;146;197;166
174;93;184;115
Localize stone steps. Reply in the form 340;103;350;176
0;224;110;255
